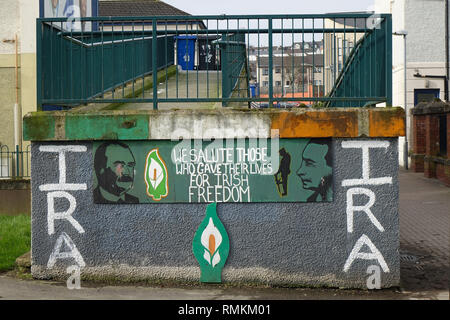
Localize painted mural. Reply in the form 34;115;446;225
92;138;333;204
192;203;230;283
93;142;139;204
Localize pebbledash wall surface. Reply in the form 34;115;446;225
24;107;405;288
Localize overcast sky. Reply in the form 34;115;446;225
161;0;376;46
162;0;375;15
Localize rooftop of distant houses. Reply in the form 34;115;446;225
98;0;191;17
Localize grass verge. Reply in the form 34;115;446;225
0;214;31;271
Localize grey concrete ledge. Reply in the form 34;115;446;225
0;179;31;190
31;265;399;289
411;101;450;115
23;107;406;141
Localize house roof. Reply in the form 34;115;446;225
98;0;191;17
304;54;324;67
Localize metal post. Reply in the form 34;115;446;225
268;18;273;108
36;20;42;110
152;19;158;110
15;145;20;177
403;34;408;170
394;30;408;169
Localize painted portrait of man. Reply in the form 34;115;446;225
296;139;333;202
93;142;139;204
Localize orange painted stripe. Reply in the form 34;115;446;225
369;109;406;137
271;110;358;138
270;108;405;138
209;235;215;256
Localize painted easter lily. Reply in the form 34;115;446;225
192;203;230;283
201;218;222;267
145;149;168;201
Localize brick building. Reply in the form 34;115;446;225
411;100;450;186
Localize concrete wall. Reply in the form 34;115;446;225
0;0;38;157
405;0;446;63
30;137;400;288
375;0;448;168
0;0;20;148
0;179;31;216
0;0;20;55
0;64;16;148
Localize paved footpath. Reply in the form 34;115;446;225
397;169;449;300
0;169;448;300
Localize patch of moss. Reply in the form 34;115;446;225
23;114;55;141
102;65;177;111
310;102;326;109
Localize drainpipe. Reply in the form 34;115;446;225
393;30;408;169
403;33;408;170
446;0;449;101
14;33;21;150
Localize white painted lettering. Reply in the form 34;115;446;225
343;234;389;273
341;141;393;186
346;188;384;233
47;191;85;235
39;145;87;191
47;232;86;268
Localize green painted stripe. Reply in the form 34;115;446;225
23;114;55;141
65;114;149;140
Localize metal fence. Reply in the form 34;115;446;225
0;145;31;179
326;15;392;107
220;32;248;106
37;14;392;109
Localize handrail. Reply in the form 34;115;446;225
37;13;391;22
36;14;392;110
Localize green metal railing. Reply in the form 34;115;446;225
219;32;248;106
38;19;174;109
327;15;392;107
0;145;31;179
36;14;392;110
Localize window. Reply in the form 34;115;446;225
263;81;269;87
414;89;440;105
285;81;291;86
275;67;281;74
275;81;282;87
262;68;269;76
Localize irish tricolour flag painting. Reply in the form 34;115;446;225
144;149;169;201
